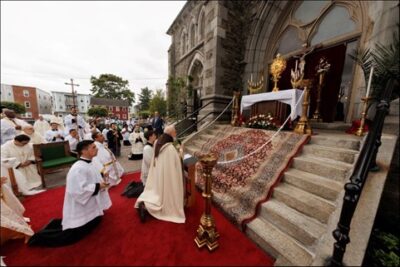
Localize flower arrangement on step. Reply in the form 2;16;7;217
246;113;279;130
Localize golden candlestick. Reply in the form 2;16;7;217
270;54;287;92
247;75;264;94
231;91;241;126
355;97;373;136
194;153;219;251
312;57;330;121
294;79;313;135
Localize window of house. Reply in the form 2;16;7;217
24;101;30;108
26;112;32;118
115;106;120;111
122;114;127;119
81;106;84;110
39;95;41;99
81;99;84;102
8;92;11;96
23;90;29;97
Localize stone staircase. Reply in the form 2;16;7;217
246;132;361;266
183;124;362;266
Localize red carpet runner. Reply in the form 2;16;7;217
2;172;274;266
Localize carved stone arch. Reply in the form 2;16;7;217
187;52;205;81
306;1;362;46
197;6;206;41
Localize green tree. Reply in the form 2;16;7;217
90;74;135;105
87;106;109;118
0;101;26;114
149;89;167;116
138;87;152;111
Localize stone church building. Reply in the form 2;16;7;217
167;0;398;123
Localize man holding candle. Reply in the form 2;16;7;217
28;140;112;247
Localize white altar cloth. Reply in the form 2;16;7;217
240;89;303;120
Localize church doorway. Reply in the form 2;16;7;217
188;59;203;114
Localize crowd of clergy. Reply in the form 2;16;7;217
1;105;186;251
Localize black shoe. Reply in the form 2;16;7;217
138;202;146;223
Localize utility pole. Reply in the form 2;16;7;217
64;78;80;109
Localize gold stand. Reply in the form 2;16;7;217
231;91;241;126
194;153;219;251
312;72;324;121
294;79;313;135
355;97;372;136
270;54;287;92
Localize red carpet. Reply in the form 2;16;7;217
2;172;274;266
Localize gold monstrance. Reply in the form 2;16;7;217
270;54;287;92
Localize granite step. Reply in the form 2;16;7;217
247;218;314;266
292;156;352;181
283;168;343;201
260;199;326;246
310;135;360;150
273;183;336;224
301;144;358;164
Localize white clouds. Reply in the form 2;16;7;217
1;1;186;98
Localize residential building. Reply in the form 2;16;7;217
1;83;52;121
90;97;130;120
52;91;91;119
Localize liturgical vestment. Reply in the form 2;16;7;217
92;141;125;187
135;142;185;223
1;140;42;190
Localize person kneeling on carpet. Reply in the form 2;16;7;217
134;125;185;224
28;140;112;247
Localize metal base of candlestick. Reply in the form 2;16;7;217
194;214;220;251
294;120;313;134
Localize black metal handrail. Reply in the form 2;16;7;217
328;78;396;266
174;99;221;127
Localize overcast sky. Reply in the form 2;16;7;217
1;1;186;99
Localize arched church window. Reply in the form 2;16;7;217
310;6;356;46
190;24;196;47
293;1;328;25
180;29;187;56
277;26;303;55
199;11;205;41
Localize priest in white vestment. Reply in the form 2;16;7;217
33;115;50;137
22;125;46;144
92;132;124;187
1;109;29;145
1;135;43;193
1;176;34;245
64;107;86;139
135;125;185;223
28;140;111;247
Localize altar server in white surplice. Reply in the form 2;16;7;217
45;120;65;142
64;107;86;139
92;132;124;187
1;109;29;145
28;140;111;247
33;115;50;137
135;125;185;224
1;135;43;192
129;125;145;160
